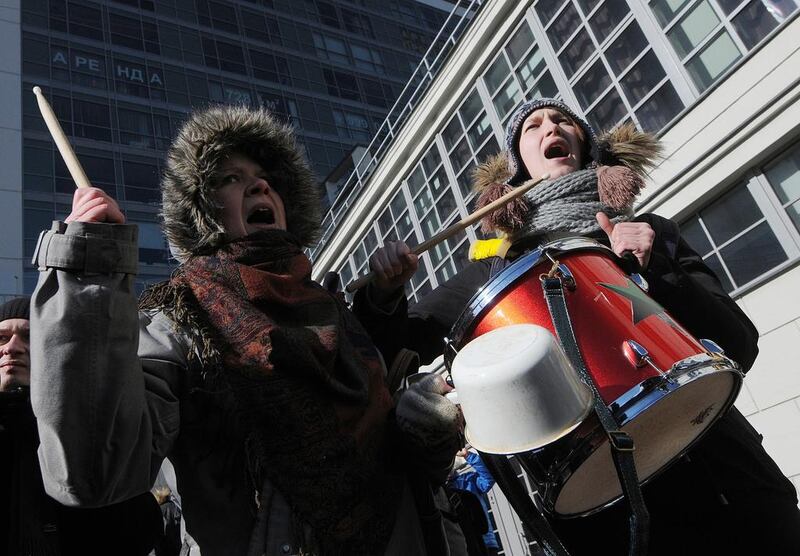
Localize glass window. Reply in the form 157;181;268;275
506;23;535;65
634;82;684;131
559;27;594;77
685;30;740;91
442;115;463;150
731;0;780;49
548;3;581;50
606;22;648;74
574;60;612;106
422;145;442;177
535;0;567;25
587;88;626;130
718;222;787;285
589;0;630;38
681;217;713;253
493;79;522;119
517;47;547;90
764;142;800;232
72;99;111;142
484;56;511;95
68;3;103;40
667;0;721;58
701;183;761;245
620;50;666;105
650;0;693;26
467;114;492;151
459;91;483;126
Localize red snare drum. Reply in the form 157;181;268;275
445;237;742;517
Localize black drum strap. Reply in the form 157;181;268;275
541;276;650;556
480;453;571;556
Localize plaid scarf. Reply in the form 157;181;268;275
145;230;402;554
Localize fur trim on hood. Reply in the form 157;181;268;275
161;105;321;261
473;123;662;234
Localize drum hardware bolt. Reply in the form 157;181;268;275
622;340;649;368
699;338;725;355
630;273;649;292
540;253;576;290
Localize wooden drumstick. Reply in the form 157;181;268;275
32;86;91;189
345;172;550;293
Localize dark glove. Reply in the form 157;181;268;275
396;373;464;483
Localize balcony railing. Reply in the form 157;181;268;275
308;0;485;261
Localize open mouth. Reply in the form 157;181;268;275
544;143;570;159
247;207;276;226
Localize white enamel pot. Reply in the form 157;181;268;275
447;323;593;454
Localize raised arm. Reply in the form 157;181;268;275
30;188;185;507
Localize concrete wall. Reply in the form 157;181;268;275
0;0;22;299
643;15;800;489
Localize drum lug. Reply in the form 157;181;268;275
622;340;649;368
629;273;649;292
699;338;725;355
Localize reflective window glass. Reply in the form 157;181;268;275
517;47;547;90
450;138;472;173
589;0;630;38
650;0;693;26
535;0;567;25
764;142;800;205
493;79;522;118
681;217;713;254
634;82;684;131
460;90;483;125
700;183;761;244
559;27;594;77
574;60;612;107
620;50;666;105
703;253;735;292
731;0;781;49
467;114;492;151
587;88;626;130
484;56;511;94
685;30;740;91
548;3;582;50
719;222;787;285
506;23;535;65
606;22;648;74
667;1;720;59
442;115;463;150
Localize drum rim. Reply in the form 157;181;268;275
526;354;744;518
444;237;614;369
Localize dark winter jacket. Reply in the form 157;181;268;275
354;213;800;555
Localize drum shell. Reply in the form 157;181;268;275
447;238;742;516
455;245;704;404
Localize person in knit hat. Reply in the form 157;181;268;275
1;296;162;556
30;104;463;556
359;98;800;555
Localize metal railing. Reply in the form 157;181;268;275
308;0;485;261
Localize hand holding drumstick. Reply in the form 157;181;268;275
32;86;125;224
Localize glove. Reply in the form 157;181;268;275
395;373;464;483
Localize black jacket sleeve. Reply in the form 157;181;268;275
352;260;492;366
637;214;759;371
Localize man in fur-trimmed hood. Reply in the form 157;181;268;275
359;97;800;555
30;104;464;556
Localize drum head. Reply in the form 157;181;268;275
554;369;737;516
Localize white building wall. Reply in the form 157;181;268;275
0;0;22;300
642;14;800;487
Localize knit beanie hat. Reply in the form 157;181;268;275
161;105;322;261
0;297;30;322
504;97;599;186
474;98;662;234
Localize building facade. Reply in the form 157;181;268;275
310;0;800;552
0;0;452;300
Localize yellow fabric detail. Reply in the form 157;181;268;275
468;238;512;261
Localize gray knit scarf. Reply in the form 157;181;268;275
510;168;632;244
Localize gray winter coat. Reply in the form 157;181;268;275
30;221;427;556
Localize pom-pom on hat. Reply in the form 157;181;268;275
0;297;30;322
